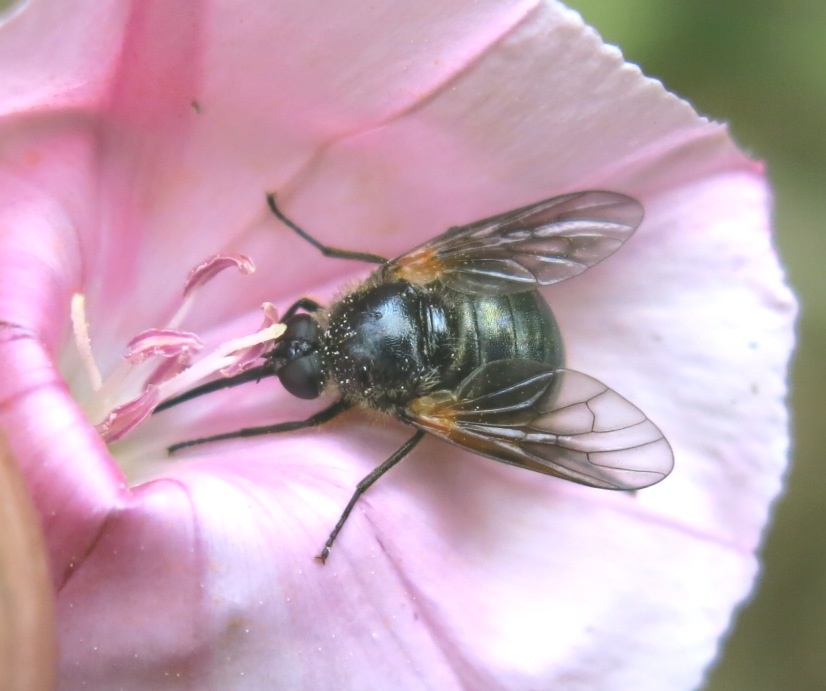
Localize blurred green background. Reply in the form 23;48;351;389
574;2;824;689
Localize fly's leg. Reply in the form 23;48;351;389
282;297;323;319
267;193;388;265
167;399;351;453
317;429;425;563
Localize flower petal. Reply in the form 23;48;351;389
0;1;796;689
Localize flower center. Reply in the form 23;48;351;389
69;255;285;444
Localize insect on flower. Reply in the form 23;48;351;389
160;191;674;562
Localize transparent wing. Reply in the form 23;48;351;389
405;360;673;490
389;191;644;295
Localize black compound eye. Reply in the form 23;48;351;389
278;353;323;400
272;314;320;362
285;313;320;341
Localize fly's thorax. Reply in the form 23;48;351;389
320;279;455;410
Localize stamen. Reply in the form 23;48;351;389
76;253;283;443
154;322;285;404
220;303;279;377
168;254;256;329
184;254;256;298
70;293;103;391
124;329;204;364
95;386;160;442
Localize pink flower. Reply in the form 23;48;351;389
0;1;796;689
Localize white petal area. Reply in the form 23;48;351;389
272;2;709;258
123;5;793;688
109;4;793;687
227;2;794;552
553;172;795;546
58;433;467;690
57;424;756;690
376;447;754;690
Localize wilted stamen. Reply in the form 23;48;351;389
73;253;281;442
184;254;256;297
220;302;279;377
145;354;195;388
95;386;161;443
124;329;204;364
155;321;285;405
167;254;256;329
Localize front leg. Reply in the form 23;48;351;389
267;193;388;265
167;399;351;453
